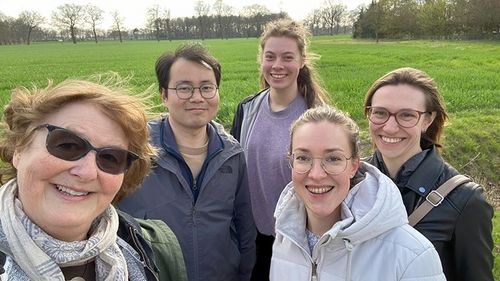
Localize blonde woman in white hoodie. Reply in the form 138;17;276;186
270;106;445;281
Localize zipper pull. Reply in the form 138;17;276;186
311;262;318;281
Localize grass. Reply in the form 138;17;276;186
1;37;499;277
494;212;500;278
4;37;497;182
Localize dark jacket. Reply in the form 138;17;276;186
366;146;494;281
0;210;187;281
119;117;256;281
230;88;268;143
117;210;188;281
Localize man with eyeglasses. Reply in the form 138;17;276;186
119;43;256;281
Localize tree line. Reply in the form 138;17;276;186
353;0;500;40
0;0;354;45
0;0;498;45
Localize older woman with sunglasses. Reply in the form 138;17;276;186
364;67;493;281
0;76;187;281
270;105;444;281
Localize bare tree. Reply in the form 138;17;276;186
85;4;104;43
0;13;13;44
341;9;358;34
240;4;271;36
213;0;234;39
111;10;124;43
304;9;323;35
194;0;211;40
146;5;170;41
147;4;162;41
162;9;172;41
18;10;44;45
52;4;84;44
321;0;346;35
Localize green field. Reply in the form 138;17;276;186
1;37;498;183
1;37;499;276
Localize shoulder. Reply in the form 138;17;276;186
147;116;167;144
378;224;435;253
377;226;445;280
237;89;268;112
368;224;443;271
240;89;268;105
210;122;244;155
147;116;164;132
138;219;178;244
137;219;188;281
440;163;490;211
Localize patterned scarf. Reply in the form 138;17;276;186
0;179;129;280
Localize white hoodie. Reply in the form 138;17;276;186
270;162;445;281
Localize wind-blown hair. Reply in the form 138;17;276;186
0;73;156;203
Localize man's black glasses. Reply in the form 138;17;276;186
36;124;138;175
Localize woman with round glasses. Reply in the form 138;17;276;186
364;67;493;281
270;105;444;280
0;75;187;281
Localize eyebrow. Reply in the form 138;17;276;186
264;51;296;55
293;148;345;153
174;80;216;85
370;106;425;112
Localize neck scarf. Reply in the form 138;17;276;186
0;179;128;280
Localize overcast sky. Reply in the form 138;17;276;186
1;0;371;29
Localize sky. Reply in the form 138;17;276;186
0;0;372;29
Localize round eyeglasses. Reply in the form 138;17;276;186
167;83;218;100
365;106;430;128
288;152;352;175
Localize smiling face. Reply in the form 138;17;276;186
291;121;359;226
369;84;435;167
13;102;127;242
162;58;219;132
261;36;304;93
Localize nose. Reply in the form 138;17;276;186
307;159;327;180
272;57;284;69
69;151;98;180
189;88;205;102
382;115;400;133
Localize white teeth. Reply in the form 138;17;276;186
271;74;285;79
307;186;333;194
381;136;403;143
56;185;88;196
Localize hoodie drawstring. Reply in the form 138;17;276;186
343;238;354;281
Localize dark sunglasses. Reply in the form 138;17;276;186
35;124;138;175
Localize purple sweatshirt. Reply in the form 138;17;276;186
245;93;307;235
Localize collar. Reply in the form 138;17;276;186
160;117;224;158
404;146;444;197
374;146;443;197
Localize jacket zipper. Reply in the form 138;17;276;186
128;226;159;281
311;262;318;281
277;229;319;281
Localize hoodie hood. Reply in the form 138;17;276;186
274;161;408;247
